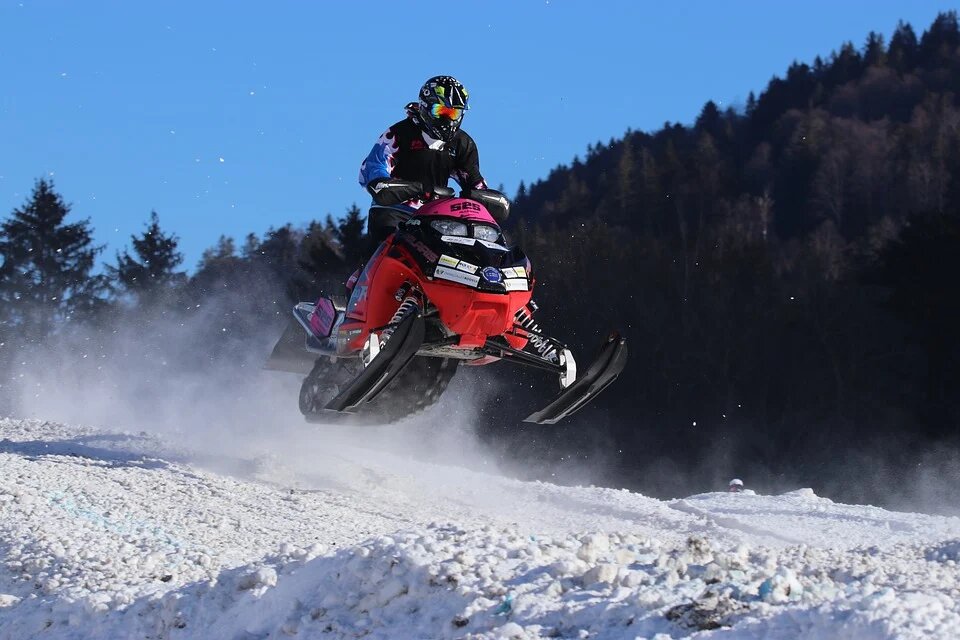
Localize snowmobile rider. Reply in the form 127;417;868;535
357;75;500;245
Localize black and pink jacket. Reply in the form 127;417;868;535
358;115;487;208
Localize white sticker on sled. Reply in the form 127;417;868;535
434;265;480;287
503;278;528;291
456;260;479;274
441;235;476;246
438;254;459;268
477;239;508;251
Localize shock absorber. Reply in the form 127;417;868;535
514;306;558;363
381;290;422;345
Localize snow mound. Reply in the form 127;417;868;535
3;418;960;638
6;525;960;639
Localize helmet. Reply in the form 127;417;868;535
415;76;469;143
728;478;744;492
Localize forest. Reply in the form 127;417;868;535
2;13;959;506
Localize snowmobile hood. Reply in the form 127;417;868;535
416;197;497;225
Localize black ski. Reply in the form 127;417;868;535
324;311;425;413
524;332;628;424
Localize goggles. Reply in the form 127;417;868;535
430;103;463;121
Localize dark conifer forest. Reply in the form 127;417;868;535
3;14;960;507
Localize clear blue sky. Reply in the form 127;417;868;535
1;1;957;269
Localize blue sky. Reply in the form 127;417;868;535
1;0;957;268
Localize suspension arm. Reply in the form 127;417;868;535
481;337;565;374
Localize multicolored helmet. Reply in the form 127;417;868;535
416;76;469;143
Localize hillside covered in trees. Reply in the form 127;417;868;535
500;13;960;501
2;14;960;507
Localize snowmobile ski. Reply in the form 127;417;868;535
524;332;628;425
324;309;425;413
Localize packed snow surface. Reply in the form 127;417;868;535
2;417;960;639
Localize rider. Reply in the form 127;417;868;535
306;76;496;343
358;75;494;244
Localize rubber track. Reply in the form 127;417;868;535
301;356;458;424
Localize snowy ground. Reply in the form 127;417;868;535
2;417;960;639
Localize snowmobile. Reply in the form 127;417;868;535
266;187;627;424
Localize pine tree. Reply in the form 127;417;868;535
516;181;527;202
241;233;260;259
0;179;105;341
695;100;722;137
257;225;301;275
336;205;367;266
615;138;637;221
888;21;919;72
864;31;886;67
109;211;184;297
919;11;960;67
298;220;345;297
255;224;303;302
189;234;256;312
826;42;863;87
199;235;237;269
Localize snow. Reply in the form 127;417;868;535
2;417;960;638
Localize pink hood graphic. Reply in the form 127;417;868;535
415;198;498;225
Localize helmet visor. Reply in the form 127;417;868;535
430;103;463;121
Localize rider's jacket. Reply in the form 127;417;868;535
358;116;487;208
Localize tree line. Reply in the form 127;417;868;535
0;180;370;411
2;13;960;505
498;12;960;501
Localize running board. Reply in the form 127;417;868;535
524;333;628;425
324;311;425;413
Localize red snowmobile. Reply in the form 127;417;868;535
267;188;626;424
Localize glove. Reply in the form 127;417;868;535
464;188;511;222
367;179;424;206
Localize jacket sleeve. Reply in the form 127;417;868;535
451;134;487;191
358;129;398;188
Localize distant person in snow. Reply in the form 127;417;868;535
728;478;744;493
357;75;492;245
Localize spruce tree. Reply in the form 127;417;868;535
256;225;303;303
888;21;918;72
257;225;301;277
863;31;886;67
109;211;185;297
241;233;260;259
298;219;345;297
336;205;367;266
516;181;527;201
0;179;105;341
919;11;960;67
